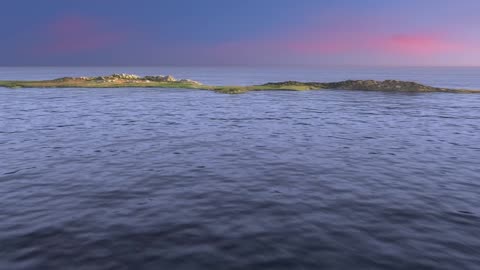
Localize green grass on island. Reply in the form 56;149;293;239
1;73;479;94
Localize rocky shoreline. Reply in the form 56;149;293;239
1;73;478;94
53;73;202;85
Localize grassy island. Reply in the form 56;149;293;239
0;73;478;94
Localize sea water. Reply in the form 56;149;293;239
1;67;479;269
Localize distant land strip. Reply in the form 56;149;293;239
1;73;478;94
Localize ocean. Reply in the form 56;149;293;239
1;67;479;269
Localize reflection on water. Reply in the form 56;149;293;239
1;67;480;269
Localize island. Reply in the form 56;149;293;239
0;73;478;94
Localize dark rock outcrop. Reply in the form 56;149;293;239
262;80;459;92
323;80;441;92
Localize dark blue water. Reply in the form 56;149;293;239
1;67;480;269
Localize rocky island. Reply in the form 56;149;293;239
0;73;478;94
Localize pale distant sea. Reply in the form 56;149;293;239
1;67;479;270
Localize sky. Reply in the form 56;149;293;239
1;0;480;66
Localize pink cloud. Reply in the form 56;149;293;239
213;14;478;62
210;28;480;67
32;15;126;54
284;32;468;56
376;34;464;55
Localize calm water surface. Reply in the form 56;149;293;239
1;67;480;269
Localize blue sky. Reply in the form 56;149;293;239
1;0;479;66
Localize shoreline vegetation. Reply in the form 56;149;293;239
0;73;478;94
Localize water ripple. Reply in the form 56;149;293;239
1;85;480;269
